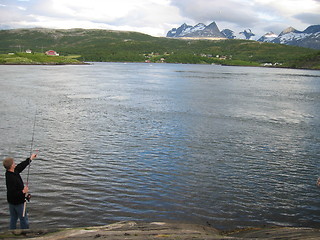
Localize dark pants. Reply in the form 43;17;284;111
8;203;29;229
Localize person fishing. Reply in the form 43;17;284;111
3;153;37;229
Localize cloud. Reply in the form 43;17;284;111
294;13;320;25
171;0;261;27
0;0;319;36
170;0;320;35
0;0;186;36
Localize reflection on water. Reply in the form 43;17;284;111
0;63;320;230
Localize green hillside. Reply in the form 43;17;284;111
0;52;83;65
0;28;319;69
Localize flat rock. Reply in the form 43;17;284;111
226;226;320;239
0;221;319;239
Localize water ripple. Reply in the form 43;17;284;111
0;64;319;231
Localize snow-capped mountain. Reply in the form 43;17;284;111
167;22;320;49
257;32;278;42
269;25;320;49
167;22;257;40
279;26;301;36
166;23;194;37
166;22;226;39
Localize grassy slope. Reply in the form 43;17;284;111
0;28;319;69
0;52;83;64
288;51;320;70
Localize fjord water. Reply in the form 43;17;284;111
0;63;319;230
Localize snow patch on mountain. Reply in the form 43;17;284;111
257;32;278;42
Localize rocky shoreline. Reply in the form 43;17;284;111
1;221;320;239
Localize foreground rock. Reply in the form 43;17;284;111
1;221;320;239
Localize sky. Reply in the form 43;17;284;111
0;0;319;37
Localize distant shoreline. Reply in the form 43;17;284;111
1;61;319;71
1;28;319;70
0;62;88;65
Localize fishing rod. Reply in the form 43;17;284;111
23;109;38;217
26;109;38;185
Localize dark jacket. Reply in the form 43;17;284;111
5;158;31;205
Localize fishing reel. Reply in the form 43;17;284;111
25;194;31;202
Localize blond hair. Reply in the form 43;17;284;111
3;157;14;170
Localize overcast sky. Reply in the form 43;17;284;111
0;0;319;37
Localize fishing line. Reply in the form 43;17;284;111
23;109;38;217
26;109;37;185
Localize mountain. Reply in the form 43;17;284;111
166;21;226;39
167;22;257;40
238;29;256;40
166;23;194;37
167;22;320;49
267;25;320;49
279;27;301;36
257;32;278;42
221;29;256;40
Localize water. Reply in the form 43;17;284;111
0;63;319;231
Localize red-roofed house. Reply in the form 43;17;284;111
45;50;59;56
